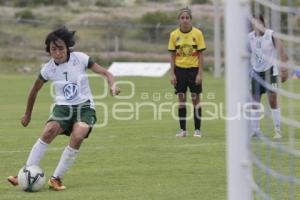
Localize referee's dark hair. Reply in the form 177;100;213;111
178;7;192;19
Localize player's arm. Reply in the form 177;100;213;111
21;78;45;127
168;32;177;86
90;63;120;96
273;35;288;82
195;51;204;85
169;51;177;86
195;31;206;85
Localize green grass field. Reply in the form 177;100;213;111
0;73;226;200
1;73;299;199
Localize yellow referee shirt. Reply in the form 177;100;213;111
168;27;206;68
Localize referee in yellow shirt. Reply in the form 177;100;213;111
168;7;206;138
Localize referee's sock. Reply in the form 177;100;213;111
194;107;202;130
178;107;187;130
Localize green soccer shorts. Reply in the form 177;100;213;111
48;101;97;137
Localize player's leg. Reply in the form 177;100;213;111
177;93;188;137
174;67;188;137
251;95;262;136
49;105;96;190
268;92;281;138
26;104;69;167
191;93;202;137
188;68;202;137
49;123;89;191
26;121;62;166
267;74;281;138
7;121;62;186
251;74;264;136
8;105;68;187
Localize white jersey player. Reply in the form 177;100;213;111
249;28;279;75
8;27;120;190
248;15;288;139
41;51;96;108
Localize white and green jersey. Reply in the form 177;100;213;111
40;52;95;108
248;29;278;75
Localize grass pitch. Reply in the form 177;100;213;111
0;73;226;200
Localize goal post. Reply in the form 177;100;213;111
225;0;300;199
225;0;251;200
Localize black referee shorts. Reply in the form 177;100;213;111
174;66;202;95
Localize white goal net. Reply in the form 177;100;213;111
226;0;300;200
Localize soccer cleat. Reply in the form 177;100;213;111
48;176;66;191
273;128;282;139
252;130;261;138
176;130;187;137
193;130;202;138
7;175;18;186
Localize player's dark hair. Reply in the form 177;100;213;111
45;26;76;54
254;13;265;27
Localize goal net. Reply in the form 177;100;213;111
226;0;300;200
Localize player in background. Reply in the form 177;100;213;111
7;27;120;190
168;7;206;138
248;14;288;139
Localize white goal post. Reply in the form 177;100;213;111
225;0;251;200
226;0;300;199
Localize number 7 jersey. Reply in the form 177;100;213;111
40;52;95;108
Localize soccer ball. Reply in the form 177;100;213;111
17;165;46;192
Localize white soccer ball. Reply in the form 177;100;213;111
17;165;46;192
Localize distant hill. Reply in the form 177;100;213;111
0;1;216;74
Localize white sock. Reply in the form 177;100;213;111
53;146;79;178
271;108;281;130
26;138;48;166
251;109;261;133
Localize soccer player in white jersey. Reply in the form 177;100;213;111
248;14;288;139
7;27;120;190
